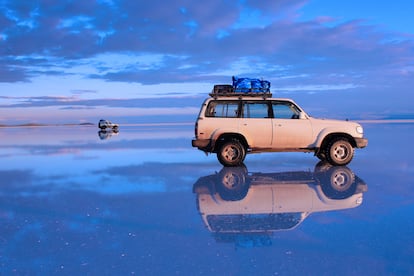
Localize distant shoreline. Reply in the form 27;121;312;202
357;119;414;124
0;122;95;128
0;119;412;128
0;122;194;128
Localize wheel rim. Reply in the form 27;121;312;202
222;144;241;162
222;172;239;190
333;144;348;161
331;172;351;191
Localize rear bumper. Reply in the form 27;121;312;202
355;137;368;148
192;139;212;151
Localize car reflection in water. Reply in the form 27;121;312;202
98;128;119;140
193;162;367;248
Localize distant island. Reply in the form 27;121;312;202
0;122;95;128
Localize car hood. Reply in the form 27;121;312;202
309;117;360;126
307;116;363;138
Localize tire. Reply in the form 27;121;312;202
216;166;250;201
317;165;356;199
324;138;354;166
316;151;326;161
217;139;246;167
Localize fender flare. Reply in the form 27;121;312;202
211;129;249;152
314;128;356;149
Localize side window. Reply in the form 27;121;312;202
206;101;240;118
242;102;271;118
272;102;301;119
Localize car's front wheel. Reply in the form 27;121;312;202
316;164;357;199
325;138;354;166
217;139;246;167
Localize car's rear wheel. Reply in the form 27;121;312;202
217;139;246;167
216;166;250;201
325;138;354;166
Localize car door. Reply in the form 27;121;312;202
238;101;273;149
271;101;313;149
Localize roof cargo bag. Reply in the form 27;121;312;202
210;76;272;97
232;76;271;93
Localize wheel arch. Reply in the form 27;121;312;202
213;133;248;152
319;132;357;152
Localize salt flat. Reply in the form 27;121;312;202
0;122;413;275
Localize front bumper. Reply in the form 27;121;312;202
355;137;368;148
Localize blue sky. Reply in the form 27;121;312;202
1;0;413;124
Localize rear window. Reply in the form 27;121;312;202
206;101;240;118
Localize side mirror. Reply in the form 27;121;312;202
299;112;307;119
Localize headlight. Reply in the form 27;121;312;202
356;126;364;134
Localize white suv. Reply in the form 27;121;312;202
192;91;367;166
193;164;367;234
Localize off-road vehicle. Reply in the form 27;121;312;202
193;163;367;236
98;119;119;130
192;83;367;166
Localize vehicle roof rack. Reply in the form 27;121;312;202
209;84;272;99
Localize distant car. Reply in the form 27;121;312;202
98;119;119;130
98;129;119;140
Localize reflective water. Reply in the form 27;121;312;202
0;123;413;275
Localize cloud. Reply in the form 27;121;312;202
0;161;209;198
70;89;97;95
0;0;413;98
0;169;34;186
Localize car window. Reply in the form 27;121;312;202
272;102;301;119
206;101;240;118
242;102;271;118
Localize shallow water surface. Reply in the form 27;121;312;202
0;123;413;275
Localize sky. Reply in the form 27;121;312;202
1;0;414;124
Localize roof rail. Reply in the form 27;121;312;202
210;84;272;98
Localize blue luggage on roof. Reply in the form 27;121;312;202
210;76;272;97
232;76;271;93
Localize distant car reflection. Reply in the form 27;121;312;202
98;129;119;140
193;162;367;247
